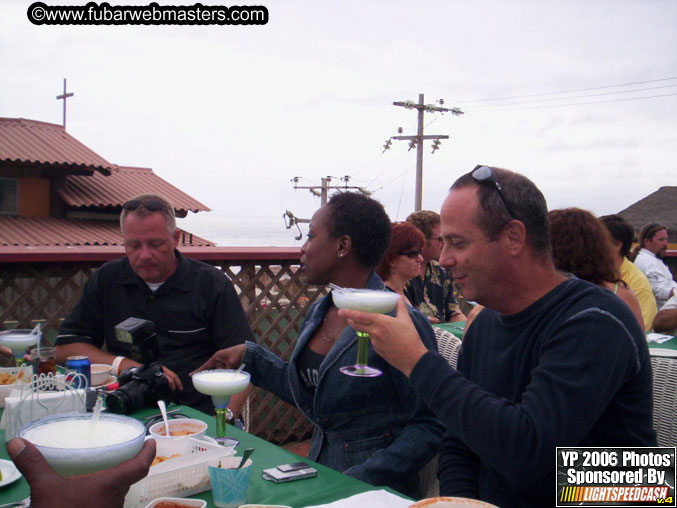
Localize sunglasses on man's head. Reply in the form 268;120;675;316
471;165;518;220
398;250;422;259
122;199;168;213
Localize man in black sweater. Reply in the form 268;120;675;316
340;166;656;508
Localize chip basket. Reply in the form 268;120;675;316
124;437;236;508
0;366;32;408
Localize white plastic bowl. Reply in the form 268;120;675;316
18;412;146;476
90;363;112;386
409;497;499;508
149;418;207;440
144;497;207;508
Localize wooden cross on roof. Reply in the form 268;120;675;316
56;78;74;129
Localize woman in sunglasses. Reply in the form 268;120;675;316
194;192;443;498
376;222;426;305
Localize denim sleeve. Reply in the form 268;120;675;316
343;308;446;490
438;430;481;498
436;341;480;497
242;341;297;407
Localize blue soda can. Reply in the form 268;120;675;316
65;355;91;388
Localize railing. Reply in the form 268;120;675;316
0;246;323;446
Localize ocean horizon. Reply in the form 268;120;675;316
178;214;307;247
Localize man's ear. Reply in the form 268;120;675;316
337;235;352;259
172;228;180;247
502;220;527;255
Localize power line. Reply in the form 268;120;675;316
466;91;677;113
468;84;677;110
457;76;677;104
369;164;413;194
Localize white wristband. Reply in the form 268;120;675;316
111;356;126;376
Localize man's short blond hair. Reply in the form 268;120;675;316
120;194;176;235
406;210;441;239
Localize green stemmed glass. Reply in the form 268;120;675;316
332;289;400;377
192;369;250;446
0;328;41;367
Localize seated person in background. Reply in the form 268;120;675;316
653;294;677;335
339;166;655;508
600;214;657;331
56;194;254;415
0;345;14;367
632;222;676;309
7;437;155;508
194;192;444;498
549;208;644;330
375;221;426;303
405;210;465;323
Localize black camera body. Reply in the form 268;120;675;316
106;362;173;415
105;317;176;415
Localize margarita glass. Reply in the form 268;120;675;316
192;369;250;446
332;288;400;377
0;328;41;366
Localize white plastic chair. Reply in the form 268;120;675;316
650;355;677;447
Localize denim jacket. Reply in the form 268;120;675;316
243;272;445;497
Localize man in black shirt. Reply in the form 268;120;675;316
56;194;253;414
340;167;655;508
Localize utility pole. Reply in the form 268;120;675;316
390;93;463;211
283;176;370;239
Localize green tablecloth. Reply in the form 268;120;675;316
0;405;404;508
432;321;465;339
647;333;677;354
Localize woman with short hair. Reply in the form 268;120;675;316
376;222;426;304
196;192;443;498
548;208;644;329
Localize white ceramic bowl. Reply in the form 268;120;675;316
332;288;400;313
409;497;499;508
144;497;207;508
149;418;208;440
18;413;146;476
240;505;292;508
90;363;112;386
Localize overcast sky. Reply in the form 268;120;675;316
1;0;676;231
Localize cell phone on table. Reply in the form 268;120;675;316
262;462;318;483
277;461;310;472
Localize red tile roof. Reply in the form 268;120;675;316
0;118;115;175
0;216;213;247
60;166;211;215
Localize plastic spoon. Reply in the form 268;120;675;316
158;400;170;437
237;447;254;469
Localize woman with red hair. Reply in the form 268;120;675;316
376;222;425;303
548;208;644;329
